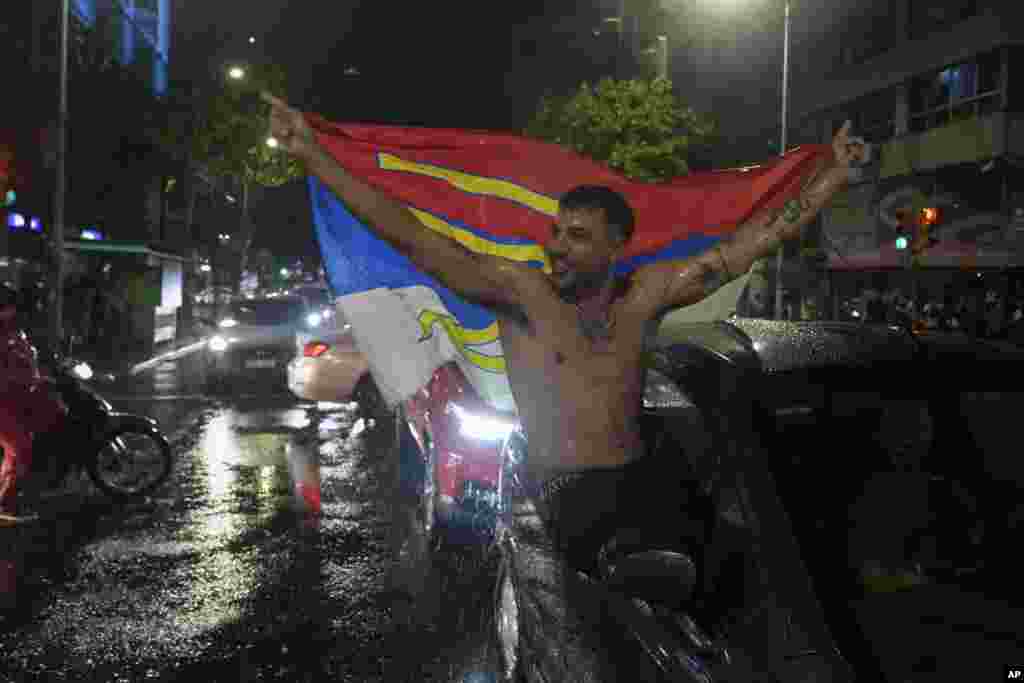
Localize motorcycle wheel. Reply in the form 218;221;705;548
88;428;173;499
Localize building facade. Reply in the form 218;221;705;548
2;0;181;350
787;0;1024;316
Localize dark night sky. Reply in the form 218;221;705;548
170;0;836;264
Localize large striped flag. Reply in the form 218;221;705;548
307;115;829;411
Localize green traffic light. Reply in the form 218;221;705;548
3;189;14;206
895;236;908;250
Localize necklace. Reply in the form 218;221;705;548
576;301;614;341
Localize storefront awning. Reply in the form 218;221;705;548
64;239;184;262
828;240;1021;270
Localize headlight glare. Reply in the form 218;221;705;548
209;335;229;352
72;362;93;380
306;312;322;327
218;318;238;328
451;403;515;442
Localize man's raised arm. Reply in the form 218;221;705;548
634;121;866;313
264;93;534;310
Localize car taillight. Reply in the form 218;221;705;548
304;341;330;358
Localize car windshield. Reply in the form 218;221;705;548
230;300;304;325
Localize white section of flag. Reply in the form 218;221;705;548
337;286;516;412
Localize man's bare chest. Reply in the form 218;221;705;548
499;304;646;380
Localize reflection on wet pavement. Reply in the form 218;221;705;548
0;374;410;681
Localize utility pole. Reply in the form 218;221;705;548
50;0;69;346
774;0;791;320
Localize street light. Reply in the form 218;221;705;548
774;0;791;320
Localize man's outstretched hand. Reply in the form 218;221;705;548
832;120;868;170
263;93;318;162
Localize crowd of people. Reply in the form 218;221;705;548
858;286;1024;342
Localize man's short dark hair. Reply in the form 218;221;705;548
560;185;635;244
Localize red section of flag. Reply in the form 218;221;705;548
308;116;829;259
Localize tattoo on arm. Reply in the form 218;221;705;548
767;163;843;238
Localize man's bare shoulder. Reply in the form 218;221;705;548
485;259;557;323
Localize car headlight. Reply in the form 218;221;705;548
208;335;229;352
451;403;515;442
643;368;694;409
306;312;322;327
71;361;93;380
218;318;238;328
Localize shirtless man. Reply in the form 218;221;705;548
264;93;864;556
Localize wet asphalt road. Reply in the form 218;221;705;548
0;352;502;682
4;347;1024;682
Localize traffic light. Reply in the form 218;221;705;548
894;207;915;251
911;206;940;255
894;206;940;254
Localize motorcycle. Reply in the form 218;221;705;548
27;348;174;500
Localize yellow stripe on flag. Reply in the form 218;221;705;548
408;208;550;268
380;153;559;217
417;310;505;373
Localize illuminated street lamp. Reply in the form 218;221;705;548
227;65;246;81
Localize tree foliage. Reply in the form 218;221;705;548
158;62;300;190
524;77;715;182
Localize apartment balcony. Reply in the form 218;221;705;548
879;112;1010;179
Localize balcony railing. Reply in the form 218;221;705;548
908;90;1001;134
880;111;1004;178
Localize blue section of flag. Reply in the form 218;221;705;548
617;234;723;275
309;177;499;332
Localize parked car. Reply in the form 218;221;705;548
204;296;325;390
286;318;370;406
392;316;1024;681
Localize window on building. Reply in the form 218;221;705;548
908;50;1002;133
71;0;97;27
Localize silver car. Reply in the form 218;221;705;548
204;297;325;390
